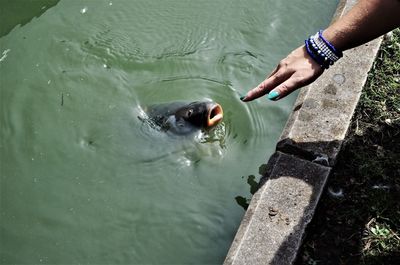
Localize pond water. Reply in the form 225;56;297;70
0;0;338;264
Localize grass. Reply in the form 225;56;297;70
296;29;400;265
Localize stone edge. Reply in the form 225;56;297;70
224;0;384;264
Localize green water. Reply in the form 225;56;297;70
0;0;338;264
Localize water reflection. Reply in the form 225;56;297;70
235;163;269;210
0;0;60;37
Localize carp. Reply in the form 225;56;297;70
144;101;223;135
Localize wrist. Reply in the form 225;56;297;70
321;28;346;51
304;30;343;69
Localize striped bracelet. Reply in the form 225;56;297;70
305;30;343;69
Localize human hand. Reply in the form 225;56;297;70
241;46;324;101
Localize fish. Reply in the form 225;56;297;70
143;101;223;135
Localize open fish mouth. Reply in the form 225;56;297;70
206;103;223;128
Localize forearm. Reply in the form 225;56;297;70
323;0;400;51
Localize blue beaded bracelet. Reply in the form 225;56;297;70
318;30;343;58
305;30;343;69
305;39;326;67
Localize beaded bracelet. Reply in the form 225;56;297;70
305;30;343;69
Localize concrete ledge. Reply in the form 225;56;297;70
224;152;330;265
224;0;384;264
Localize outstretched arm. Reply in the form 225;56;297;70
241;0;400;102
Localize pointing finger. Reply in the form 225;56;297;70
241;70;290;102
267;75;306;100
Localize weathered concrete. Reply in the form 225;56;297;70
224;152;330;265
224;0;384;264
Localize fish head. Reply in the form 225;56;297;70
174;101;223;129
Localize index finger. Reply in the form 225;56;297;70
241;70;289;102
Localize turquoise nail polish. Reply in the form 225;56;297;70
240;96;246;101
267;91;280;100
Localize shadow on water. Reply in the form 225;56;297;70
0;0;60;38
235;164;269;210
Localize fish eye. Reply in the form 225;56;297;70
187;109;193;117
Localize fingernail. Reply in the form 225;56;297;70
240;95;246;101
267;91;280;100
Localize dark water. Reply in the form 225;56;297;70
0;0;338;263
